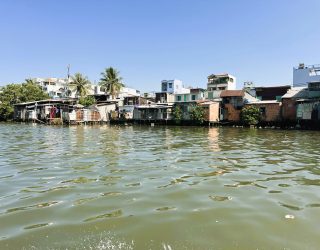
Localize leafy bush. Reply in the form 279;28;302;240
189;105;205;124
240;106;261;125
79;96;96;107
172;105;183;124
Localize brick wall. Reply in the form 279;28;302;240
224;103;241;122
247;103;281;122
282;99;296;121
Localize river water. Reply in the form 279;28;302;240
0;123;319;250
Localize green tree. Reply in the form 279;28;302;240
24;78;36;85
0;102;14;121
69;73;91;98
99;67;124;99
240;106;261;125
79;96;96;107
0;81;49;121
189;105;205;124
172;105;183;124
20;79;50;102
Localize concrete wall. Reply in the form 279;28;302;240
201;103;219;122
96;104;116;121
175;92;204;102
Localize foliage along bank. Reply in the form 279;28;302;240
0;80;49;121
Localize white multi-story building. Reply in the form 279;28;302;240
161;79;190;94
207;73;236;91
206;73;236;100
174;88;206;102
293;63;320;89
118;87;140;98
93;85;140;99
34;78;69;99
34;77;97;99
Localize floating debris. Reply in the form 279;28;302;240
156;206;176;212
209;195;232;202
285;214;295;219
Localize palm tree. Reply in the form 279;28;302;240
69;73;91;98
99;67;124;99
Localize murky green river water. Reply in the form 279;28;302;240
0;123;320;250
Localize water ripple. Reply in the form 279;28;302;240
1;124;320;249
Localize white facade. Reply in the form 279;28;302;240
293;64;320;87
35;78;69;99
93;85;105;95
95;86;140;100
34;77;96;99
118;87;140;98
174;90;205;103
96;103;117;122
161;79;190;94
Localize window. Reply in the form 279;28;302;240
192;95;196;100
230;78;234;83
260;107;266;115
169;83;172;88
309;82;320;91
177;95;181;101
184;95;187;101
162;83;167;91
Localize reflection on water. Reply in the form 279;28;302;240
0;124;320;249
208;127;220;152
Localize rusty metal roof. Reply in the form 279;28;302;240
220;90;244;97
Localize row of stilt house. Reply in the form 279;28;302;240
13;84;320;128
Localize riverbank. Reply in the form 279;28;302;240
4;119;320;131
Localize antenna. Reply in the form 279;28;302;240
66;64;70;97
67;64;70;81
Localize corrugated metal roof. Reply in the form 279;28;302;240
248;100;280;104
255;85;291;89
14;98;77;106
282;87;308;99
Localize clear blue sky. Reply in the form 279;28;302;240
1;0;319;92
